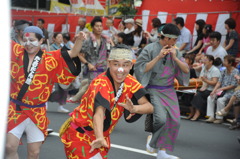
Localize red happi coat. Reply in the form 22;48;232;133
8;41;79;138
61;70;146;159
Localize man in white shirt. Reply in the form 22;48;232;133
173;17;192;54
206;31;228;62
77;17;89;34
102;18;118;38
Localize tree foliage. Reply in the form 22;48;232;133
117;0;137;18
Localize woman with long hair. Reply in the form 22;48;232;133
187;19;205;54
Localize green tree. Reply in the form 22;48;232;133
117;0;137;18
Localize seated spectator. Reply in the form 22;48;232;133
77;17;89;33
229;115;240;130
173;17;192;54
123;18;135;46
224;18;239;57
116;32;126;45
118;20;125;32
102;18;118;39
133;19;147;49
187;19;205;54
195;24;213;62
182;53;197;119
145;18;161;43
206;31;228;67
50;32;64;51
63;33;74;50
216;74;240;121
206;55;238;123
190;55;221;121
198;24;213;54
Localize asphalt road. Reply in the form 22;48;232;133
17;102;240;159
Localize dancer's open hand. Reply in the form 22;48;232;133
89;137;108;153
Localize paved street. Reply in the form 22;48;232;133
18;102;240;159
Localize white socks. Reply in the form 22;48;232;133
146;134;156;153
157;150;180;159
157;150;169;159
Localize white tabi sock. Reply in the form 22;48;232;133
157;150;170;159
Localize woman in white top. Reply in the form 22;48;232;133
132;19;147;48
190;55;221;121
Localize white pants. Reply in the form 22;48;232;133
8;118;44;143
207;95;228;119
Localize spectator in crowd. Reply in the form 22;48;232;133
224;18;239;57
206;31;228;64
118;20;125;32
229;115;240;130
68;16;112;103
50;32;63;51
216;74;240;124
206;55;238;123
187;19;205;54
49;32;71;113
133;19;147;49
198;24;213;54
10;20;16;40
190;55;221;121
102;18;118;39
145;18;162;43
12;19;30;45
77;17;89;33
63;33;74;50
173;17;192;54
36;18;49;44
116;32;126;45
123;18;135;46
182;53;197;119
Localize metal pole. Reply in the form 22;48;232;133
107;0;110;16
36;0;39;10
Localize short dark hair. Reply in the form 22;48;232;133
91;16;102;27
14;19;30;28
213;57;222;67
209;31;222;41
63;33;71;41
53;32;62;39
160;23;180;40
152;18;161;28
205;55;215;64
224;55;235;66
117;32;125;39
224;18;236;29
38;18;45;24
184;54;196;65
174;17;184;27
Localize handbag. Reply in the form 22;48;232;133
217;90;226;98
145;114;153;132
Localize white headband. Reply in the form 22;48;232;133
161;31;178;39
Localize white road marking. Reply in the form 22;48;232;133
49;132;157;157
